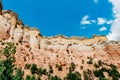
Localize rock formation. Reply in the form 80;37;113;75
0;3;120;80
0;1;2;15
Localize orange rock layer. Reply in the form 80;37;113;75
0;9;120;80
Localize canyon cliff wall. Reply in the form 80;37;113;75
0;9;108;50
0;5;120;80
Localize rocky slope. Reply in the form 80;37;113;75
0;3;120;80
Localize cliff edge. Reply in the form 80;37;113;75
0;2;120;80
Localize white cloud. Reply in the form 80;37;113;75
80;15;96;25
106;20;113;24
91;20;96;23
107;0;120;40
93;0;99;4
80;15;91;25
98;18;106;25
99;26;107;31
97;17;113;25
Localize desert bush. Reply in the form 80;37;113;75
94;69;105;78
56;64;62;71
80;66;83;70
82;59;84;64
94;63;99;68
0;42;16;80
87;58;93;64
64;71;81;80
83;71;89;80
37;67;48;75
49;65;53;73
31;64;37;74
25;64;31;69
98;60;102;66
13;67;24;80
51;75;61;80
69;62;76;73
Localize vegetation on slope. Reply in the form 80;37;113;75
0;42;120;80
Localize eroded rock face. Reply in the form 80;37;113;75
14;38;120;79
0;15;10;40
0;10;42;49
29;29;40;49
0;9;120;80
14;25;23;43
0;10;108;50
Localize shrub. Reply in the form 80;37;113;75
25;64;31;69
49;65;53;74
87;69;92;74
83;71;89;80
31;64;37;74
37;76;41;80
65;71;81;80
58;65;62;71
101;67;108;72
3;42;16;58
3;47;9;57
80;66;83;70
42;68;47;75
94;69;105;78
69;62;76;73
110;64;117;69
51;75;61;80
94;63;99;68
13;68;24;80
37;68;42;76
25;75;31;80
31;75;36;80
74;71;81;80
37;67;48;75
108;67;120;80
25;75;37;80
0;42;16;80
94;70;100;77
112;75;119;80
98;60;102;66
0;60;5;76
56;64;62;71
87;58;93;64
82;59;84;64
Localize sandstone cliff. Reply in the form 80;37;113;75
0;3;120;80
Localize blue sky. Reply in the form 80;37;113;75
2;0;120;39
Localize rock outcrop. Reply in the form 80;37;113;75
0;8;108;50
0;9;42;49
0;3;120;80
